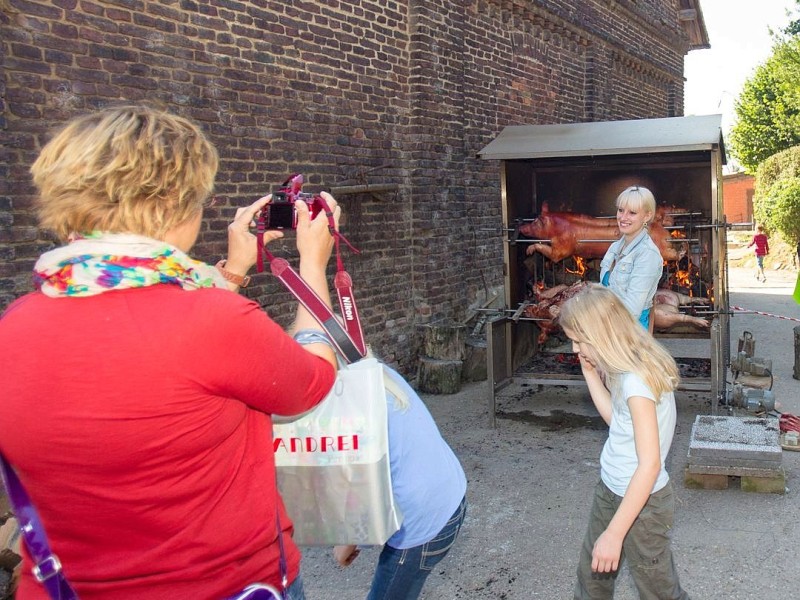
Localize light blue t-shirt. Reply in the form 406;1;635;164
600;372;676;497
383;366;467;549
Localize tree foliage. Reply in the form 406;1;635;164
754;145;800;245
782;0;800;37
729;38;800;173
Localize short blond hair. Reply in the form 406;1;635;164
616;185;656;217
559;284;679;399
31;104;219;241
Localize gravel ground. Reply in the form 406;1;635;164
300;263;800;600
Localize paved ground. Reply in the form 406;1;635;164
301;262;800;600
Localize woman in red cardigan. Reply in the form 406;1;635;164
0;104;341;600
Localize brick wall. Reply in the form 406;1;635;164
722;172;754;224
0;0;694;374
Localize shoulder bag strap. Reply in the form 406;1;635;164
0;455;78;600
0;455;290;600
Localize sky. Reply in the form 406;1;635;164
683;0;798;135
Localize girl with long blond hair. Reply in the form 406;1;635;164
559;284;690;600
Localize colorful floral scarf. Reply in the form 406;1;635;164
33;232;228;297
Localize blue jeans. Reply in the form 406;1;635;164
366;496;467;600
284;574;305;600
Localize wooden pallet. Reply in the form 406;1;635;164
684;465;786;494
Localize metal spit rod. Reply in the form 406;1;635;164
488;310;732;322
513;211;705;223
503;221;712;234
665;224;727;230
510;238;701;244
503;226;703;233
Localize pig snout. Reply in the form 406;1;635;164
519;217;545;238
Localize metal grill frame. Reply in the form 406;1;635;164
480;118;730;427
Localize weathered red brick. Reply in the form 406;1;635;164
0;0;696;375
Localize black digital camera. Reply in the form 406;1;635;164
258;174;325;230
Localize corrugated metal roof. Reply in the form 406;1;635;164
477;115;726;162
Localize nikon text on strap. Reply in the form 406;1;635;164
255;195;366;364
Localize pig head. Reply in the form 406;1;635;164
519;204;678;263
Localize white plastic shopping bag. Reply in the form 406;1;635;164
272;358;403;546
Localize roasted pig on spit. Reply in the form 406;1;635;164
653;289;710;329
523;284;711;343
519;204;679;262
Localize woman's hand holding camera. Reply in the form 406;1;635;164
291;191;340;371
223;195;283;282
220;192;339;287
220;190;340;369
296;191;340;276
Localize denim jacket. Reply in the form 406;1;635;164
599;228;664;320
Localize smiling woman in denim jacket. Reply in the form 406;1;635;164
599;186;664;330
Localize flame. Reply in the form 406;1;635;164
675;270;692;287
664;258;716;302
670;229;686;239
566;256;587;276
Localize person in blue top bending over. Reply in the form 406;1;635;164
333;365;467;600
599;185;664;331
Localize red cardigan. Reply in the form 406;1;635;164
0;285;335;599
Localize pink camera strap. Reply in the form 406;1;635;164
255;198;366;364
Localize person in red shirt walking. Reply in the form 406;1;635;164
748;224;770;282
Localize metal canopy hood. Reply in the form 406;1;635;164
477;115;726;163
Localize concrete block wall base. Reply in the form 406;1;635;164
684;466;786;494
684;469;729;490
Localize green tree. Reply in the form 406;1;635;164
780;0;800;37
729;38;800;173
754;145;800;246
